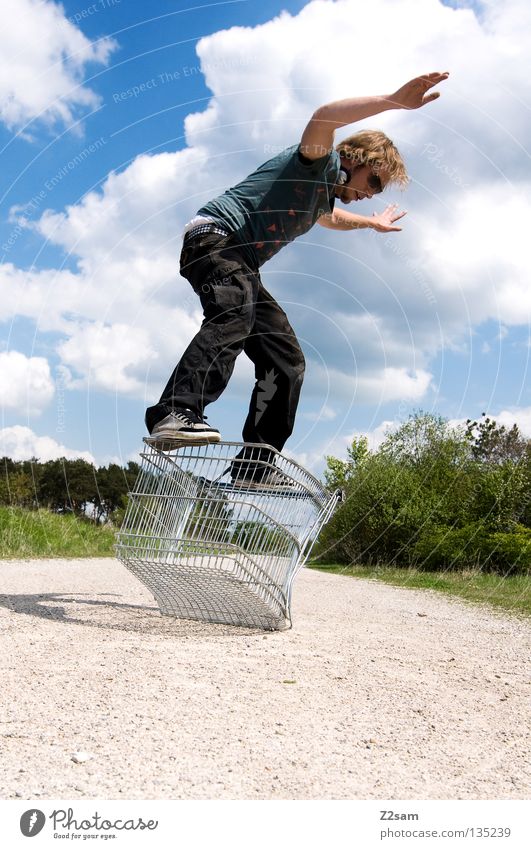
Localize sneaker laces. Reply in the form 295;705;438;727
170;408;207;426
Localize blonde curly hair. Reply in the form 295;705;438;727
335;130;409;188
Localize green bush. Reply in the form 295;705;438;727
317;412;531;574
413;523;531;575
321;455;434;564
486;526;531;574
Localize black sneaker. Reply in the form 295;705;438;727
147;408;221;447
231;466;297;493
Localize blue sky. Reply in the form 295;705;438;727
1;0;530;471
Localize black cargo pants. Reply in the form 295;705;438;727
145;230;305;454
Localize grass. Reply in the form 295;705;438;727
1;505;529;617
0;506;116;559
308;562;531;617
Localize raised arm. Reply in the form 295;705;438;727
300;72;449;160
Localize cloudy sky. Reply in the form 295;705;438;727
0;0;529;472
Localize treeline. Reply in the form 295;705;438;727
0;457;140;523
318;413;531;574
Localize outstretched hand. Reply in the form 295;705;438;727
390;71;449;110
371;204;407;233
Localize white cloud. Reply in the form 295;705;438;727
0;351;54;415
57;322;159;395
0;425;95;463
0;256;201;399
0;263;81;332
302;405;337;422
418;186;531;325
493;407;531;437
449;407;531;439
185;0;469;151
306;363;432;405
35;150;200;261
0;0;117;132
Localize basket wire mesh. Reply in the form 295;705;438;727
116;440;342;630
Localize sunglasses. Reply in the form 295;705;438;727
340;163;385;193
367;171;383;194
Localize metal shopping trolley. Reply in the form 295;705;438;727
115;440;343;630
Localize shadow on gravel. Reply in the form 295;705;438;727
0;593;259;638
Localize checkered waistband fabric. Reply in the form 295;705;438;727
183;223;229;242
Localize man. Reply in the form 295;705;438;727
145;71;449;487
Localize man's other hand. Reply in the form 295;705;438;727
371;204;407;232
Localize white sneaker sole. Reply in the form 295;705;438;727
145;430;221;448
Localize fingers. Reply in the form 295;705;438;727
372;205;407;233
410;72;449;103
406;72;449;91
421;71;450;86
381;204;407;221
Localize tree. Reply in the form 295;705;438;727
95;464;130;521
38;458;97;515
324;436;369;490
465;414;531;464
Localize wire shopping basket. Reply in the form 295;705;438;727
116;440;342;630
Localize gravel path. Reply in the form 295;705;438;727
0;558;529;800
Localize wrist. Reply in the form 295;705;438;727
383;92;401;110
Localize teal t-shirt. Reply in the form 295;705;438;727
197;144;340;268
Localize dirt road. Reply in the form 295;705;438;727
0;558;529;799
